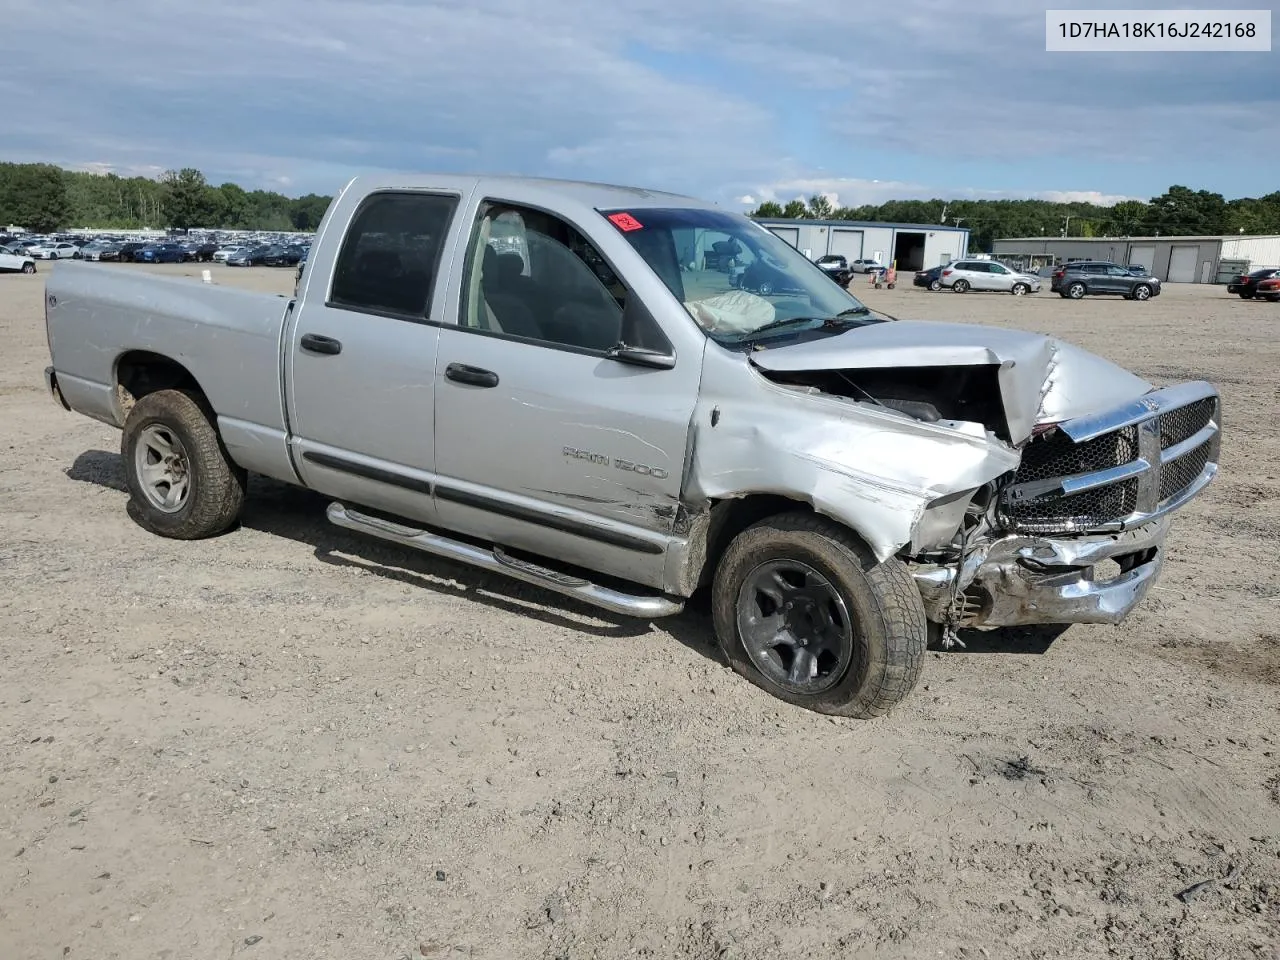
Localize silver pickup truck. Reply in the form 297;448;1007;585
43;174;1221;718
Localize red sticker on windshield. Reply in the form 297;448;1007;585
607;212;644;232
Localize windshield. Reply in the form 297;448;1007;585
599;206;878;344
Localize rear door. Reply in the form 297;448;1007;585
285;187;468;527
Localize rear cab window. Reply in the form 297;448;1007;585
327;191;460;321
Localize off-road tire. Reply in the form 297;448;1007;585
711;512;927;718
121;389;246;539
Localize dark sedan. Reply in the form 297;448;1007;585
914;265;944;290
134;243;185;264
1227;267;1280;299
263;244;305;267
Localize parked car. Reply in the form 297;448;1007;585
180;242;220;263
116;242;151;263
264;244;305;267
813;254;852;287
1252;275;1280;302
939;259;1041;295
134;243;185;264
43;173;1221;719
212;246;246;263
0;248;37;274
913;265;945;291
77;242;119;262
1226;267;1280;299
847;258;882;273
29;241;80;260
226;245;274;266
1050;261;1161;300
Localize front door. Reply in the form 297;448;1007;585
431;197;702;590
286;188;463;526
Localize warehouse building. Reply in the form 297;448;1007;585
990;234;1280;284
752;218;971;272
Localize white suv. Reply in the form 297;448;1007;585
940;259;1041;295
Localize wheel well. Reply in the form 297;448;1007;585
115;351;204;420
695;495;816;593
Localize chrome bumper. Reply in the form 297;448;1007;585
911;517;1169;628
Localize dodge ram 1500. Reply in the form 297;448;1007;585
43;173;1222;718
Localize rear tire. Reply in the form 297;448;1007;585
121;389;246;540
711;512;927;718
952;279;970;293
1238;292;1253;299
1067;282;1086;299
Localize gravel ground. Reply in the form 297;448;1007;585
1;262;1278;960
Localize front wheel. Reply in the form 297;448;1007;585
1011;282;1030;296
21;262;36;274
929;279;941;291
121;389;246;539
1131;283;1152;301
951;279;969;293
711;512;927;718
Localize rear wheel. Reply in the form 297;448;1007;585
952;279;970;293
1131;283;1152;301
121;389;246;540
1238;292;1253;299
711;512;927;718
1067;282;1086;299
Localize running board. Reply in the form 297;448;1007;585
325;502;685;619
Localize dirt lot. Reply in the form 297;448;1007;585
2;262;1278;960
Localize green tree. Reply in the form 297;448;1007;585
289;193;332;231
750;200;784;217
1143;185;1228;235
781;199;808;219
0;163;72;232
161;167;214;230
807;194;834;219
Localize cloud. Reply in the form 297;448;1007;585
0;0;1273;202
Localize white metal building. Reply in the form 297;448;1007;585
990;234;1280;283
752;218;971;272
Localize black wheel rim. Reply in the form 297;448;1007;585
735;559;853;695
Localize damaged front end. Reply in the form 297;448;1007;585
701;320;1221;637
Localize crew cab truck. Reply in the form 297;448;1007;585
43;174;1222;718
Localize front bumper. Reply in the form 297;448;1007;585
911;517;1169;627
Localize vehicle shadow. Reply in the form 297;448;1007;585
65;449;1063;660
65;449;721;649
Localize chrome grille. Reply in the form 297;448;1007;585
1158;397;1215;448
1004;382;1220;534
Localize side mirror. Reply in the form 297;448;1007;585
606;343;676;370
607;294;675;369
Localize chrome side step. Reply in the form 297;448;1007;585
325;502;685;619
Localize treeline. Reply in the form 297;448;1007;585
750;185;1280;251
0;162;333;233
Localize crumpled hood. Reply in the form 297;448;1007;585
748;319;1152;445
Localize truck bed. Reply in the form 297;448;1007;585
45;261;297;483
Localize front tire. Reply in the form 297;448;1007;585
21;262;36;274
952;279;969;293
929;279;941;291
711;512;927;718
1011;282;1030;296
1131;283;1152;301
121;389;246;539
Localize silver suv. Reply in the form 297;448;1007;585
940;259;1041;295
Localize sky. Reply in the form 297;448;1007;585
0;0;1276;209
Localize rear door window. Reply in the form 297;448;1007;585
328;191;459;320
